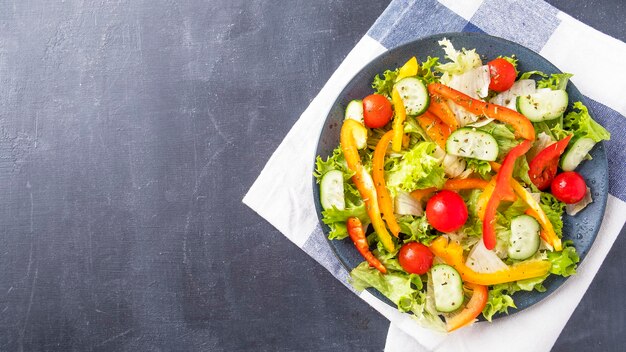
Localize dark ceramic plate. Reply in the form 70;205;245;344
312;32;608;319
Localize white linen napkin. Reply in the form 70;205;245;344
243;1;626;351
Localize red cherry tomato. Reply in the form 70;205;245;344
528;135;572;191
362;94;393;128
425;190;468;233
398;242;434;275
551;171;587;204
488;58;516;92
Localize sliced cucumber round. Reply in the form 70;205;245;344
560;137;595;171
516;89;568;122
320;170;345;210
345;100;364;123
508;215;541;260
446;128;499;161
431;264;464;313
393;77;429;116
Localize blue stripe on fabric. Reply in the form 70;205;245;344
462;22;485;34
583;98;626;202
469;0;561;53
367;0;468;48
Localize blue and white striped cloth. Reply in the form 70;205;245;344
243;1;626;351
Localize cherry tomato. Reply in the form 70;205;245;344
551;171;587;204
362;94;393;128
425;190;468;233
398;242;434;275
487;58;516;92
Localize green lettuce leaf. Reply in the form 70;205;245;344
482;284;517;321
321;204;368;240
397;215;438;245
436;38;482;76
548;241;580;277
563;102;611;143
417;56;440;84
537;73;573;90
386;142;446;195
465;158;492;177
540;192;565;238
372;68;399;97
314;146;351;182
519;70;547;80
477;122;520;159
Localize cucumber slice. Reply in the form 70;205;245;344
431;264;464;313
516;90;568;122
345;100;364;123
560;137;595;171
320;170;345;210
508;215;541;260
446;128;499;161
394;77;429;115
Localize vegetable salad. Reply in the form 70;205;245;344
314;39;610;332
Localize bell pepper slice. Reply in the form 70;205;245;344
347;217;387;274
483;140;533;250
429;237;551;286
445;283;488;332
341;119;395;252
477;179;496;221
428;83;535;141
514;182;562;251
444;178;489;191
373;130;401;237
391;88;407;152
396;56;419;82
416;111;452;150
428;93;459;130
410;187;437;202
528;135;572;190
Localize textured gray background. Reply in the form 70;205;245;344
0;0;623;351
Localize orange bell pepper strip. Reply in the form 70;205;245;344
428;93;459;130
483;140;533;250
396;57;418;82
429;237;551;286
514;182;562;251
444;178;489;191
410;187;437;201
416;111;452;150
372;131;401;237
445;283;488;332
347;217;387;274
428;83;535;141
341;119;395;252
391;88;407;152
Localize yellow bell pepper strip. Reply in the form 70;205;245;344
514;182;563;251
489;161;501;172
416;111;452;150
373;130;401;237
428;93;459;130
429;237;551;285
445;283;488;332
428;83;536;141
444;178;489;191
340;119;395;252
483;140;533;250
391;87;407;152
395;56;418;82
477;178;496;221
347;217;387;274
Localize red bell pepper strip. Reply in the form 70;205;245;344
445;283;488;332
483;140;533;250
373;130;401;237
528;135;573;190
347;217;387;274
428;93;459;130
341;119;395;252
428;83;535;141
416;111;452;150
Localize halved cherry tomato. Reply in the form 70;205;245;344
528;135;572;190
398;242;434;275
551;171;587;204
362;94;393;128
488;58;516;92
425;190;468;233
